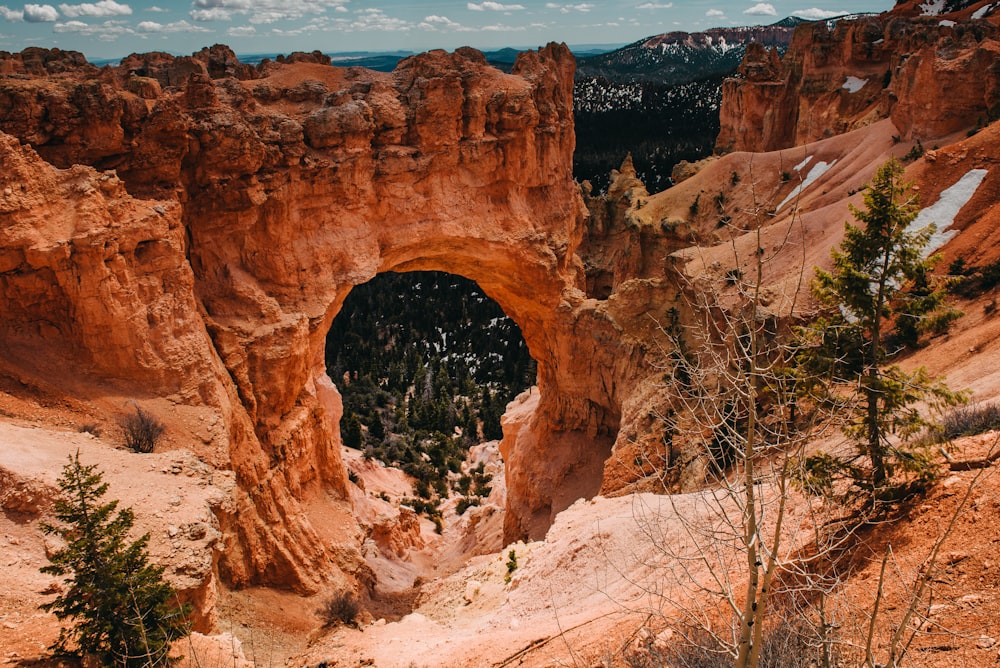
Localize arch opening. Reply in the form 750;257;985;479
325;270;537;526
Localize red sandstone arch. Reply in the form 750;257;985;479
0;43;636;593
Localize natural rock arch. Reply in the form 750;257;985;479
0;43;662;594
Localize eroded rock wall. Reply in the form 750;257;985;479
1;44;644;593
717;16;1000;153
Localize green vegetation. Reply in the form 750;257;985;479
326;271;534;518
40;453;189;667
796;158;965;498
504;549;518;583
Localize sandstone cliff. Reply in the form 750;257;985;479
1;43;618;599
717;14;1000;152
3;16;1000;621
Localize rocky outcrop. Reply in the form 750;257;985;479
1;43;635;595
0;47;96;76
717;16;1000;152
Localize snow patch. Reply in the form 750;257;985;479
939;19;956;26
794;155;812;172
910;169;989;252
776;160;836;212
972;3;993;19
919;0;945;15
842;76;868;94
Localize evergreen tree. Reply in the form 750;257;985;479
342;413;363;450
40;453;189;667
797;159;964;496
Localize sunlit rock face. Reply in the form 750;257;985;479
717;15;1000;153
1;43;653;590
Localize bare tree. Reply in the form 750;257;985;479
613;159;835;668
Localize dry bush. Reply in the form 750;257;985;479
118;404;165;453
939;402;1000;441
317;591;360;629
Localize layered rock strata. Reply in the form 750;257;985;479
717;15;1000;152
0;44;639;597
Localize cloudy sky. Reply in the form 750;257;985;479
0;0;892;60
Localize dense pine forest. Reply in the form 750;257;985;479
326;271;535;515
573;75;723;194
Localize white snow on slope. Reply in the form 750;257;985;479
920;0;945;15
973;3;993;19
911;168;989;253
794;155;812;172
842;76;868;93
777;160;836;212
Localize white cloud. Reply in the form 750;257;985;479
59;0;131;17
0;5;23;20
190;0;349;24
467;1;524;10
136;18;209;32
54;17;142;39
706;8;725;16
478;22;528;31
54;17;86;28
146;4;167;11
545;2;593;13
419;13;460;29
226;23;255;34
190;6;230;20
792;7;842;19
24;3;59;21
743;2;776;15
637;2;673;8
344;8;411;32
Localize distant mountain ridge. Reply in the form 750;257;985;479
575;19;803;85
572;17;814;193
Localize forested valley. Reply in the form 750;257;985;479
326;271;535;519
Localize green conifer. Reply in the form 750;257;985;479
797;159;965;498
40;453;189;667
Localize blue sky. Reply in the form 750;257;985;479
0;0;893;60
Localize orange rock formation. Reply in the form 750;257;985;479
1;43;627;598
717;15;1000;153
3;17;999;614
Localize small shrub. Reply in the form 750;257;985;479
118;404;165;453
504;549;518;583
456;496;481;516
903;139;925;162
939;402;1000;441
780;170;791;182
77;423;100;436
730;170;740;186
317;591;360;628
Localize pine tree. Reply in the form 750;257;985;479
797;159;964;497
342;413;363;449
40;452;189;667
